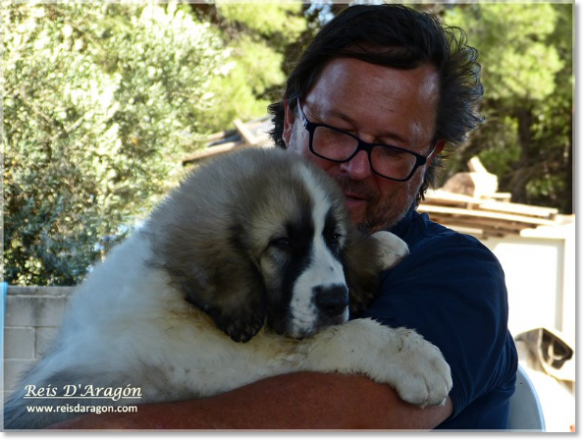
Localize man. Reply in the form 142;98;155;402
53;4;517;429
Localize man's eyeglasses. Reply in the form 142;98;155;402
296;98;436;182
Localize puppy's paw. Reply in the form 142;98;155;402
207;304;266;343
222;316;265;343
300;319;451;408
371;231;409;269
382;327;452;407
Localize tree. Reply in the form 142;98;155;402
3;0;227;285
189;0;308;130
3;0;311;286
442;3;573;212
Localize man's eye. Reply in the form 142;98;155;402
376;146;405;159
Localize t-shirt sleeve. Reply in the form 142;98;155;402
361;232;518;419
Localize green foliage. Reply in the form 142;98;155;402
217;1;306;42
3;0;227;285
202;34;285;130
442;3;573;212
3;0;309;286
445;3;563;103
476;116;520;179
199;0;307;130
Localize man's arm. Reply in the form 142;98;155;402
49;372;453;430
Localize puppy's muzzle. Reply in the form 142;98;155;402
313;284;349;317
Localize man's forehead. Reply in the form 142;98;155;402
317;56;440;91
305;58;440;144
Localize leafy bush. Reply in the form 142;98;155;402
3;0;227;285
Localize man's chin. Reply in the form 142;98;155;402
345;198;367;221
357;209;406;234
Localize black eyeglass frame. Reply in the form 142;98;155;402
296;97;437;182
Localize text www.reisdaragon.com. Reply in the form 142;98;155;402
25;404;139;415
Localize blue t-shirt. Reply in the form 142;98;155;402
360;209;518;429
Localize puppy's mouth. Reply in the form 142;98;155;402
286;314;348;339
269;307;350;340
265;280;351;339
284;284;350;338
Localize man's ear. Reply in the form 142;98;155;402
428;139;446;166
282;99;295;148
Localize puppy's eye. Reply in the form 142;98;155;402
270;237;290;249
329;231;343;244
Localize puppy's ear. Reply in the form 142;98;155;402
185;257;268;343
156;226;268;343
343;230;409;316
343;230;381;316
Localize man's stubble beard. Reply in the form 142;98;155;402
357;202;411;234
334;176;414;234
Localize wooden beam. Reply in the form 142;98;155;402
477;201;558;219
182;142;241;164
234;118;257;145
418;204;558;227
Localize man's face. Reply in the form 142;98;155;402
283;58;443;233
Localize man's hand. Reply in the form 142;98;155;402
48;372;453;430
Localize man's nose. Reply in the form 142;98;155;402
339;150;372;180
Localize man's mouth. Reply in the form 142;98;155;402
344;191;368;203
335;178;375;215
344;194;367;213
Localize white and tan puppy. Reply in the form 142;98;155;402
4;148;451;429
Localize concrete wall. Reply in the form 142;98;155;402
3;286;74;393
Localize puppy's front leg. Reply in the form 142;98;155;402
296;318;452;408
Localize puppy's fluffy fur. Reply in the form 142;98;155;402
4;148;451;429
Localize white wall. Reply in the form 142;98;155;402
481;222;575;340
483;224;575;432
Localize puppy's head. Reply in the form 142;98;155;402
248;162;353;339
150;149;391;342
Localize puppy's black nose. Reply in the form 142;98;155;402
314;285;349;317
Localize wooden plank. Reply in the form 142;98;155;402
206;128;237;143
234;118;257;145
421;214;535;233
477;201;558;219
182;142;241;164
418;204;558;226
423;215;523;237
425;189;558;220
425;189;483;205
427;214;533;232
486;192;512;202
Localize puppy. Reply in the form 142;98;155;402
4;148;451;429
